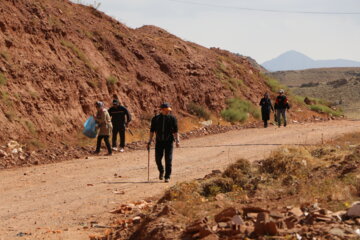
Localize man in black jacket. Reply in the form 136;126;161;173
147;103;180;183
259;93;274;128
108;99;131;152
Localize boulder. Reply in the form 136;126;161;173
215;207;238;223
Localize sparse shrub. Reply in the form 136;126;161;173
259;147;312;178
87;79;97;88
29;90;40;98
300;82;320;88
291;95;306;105
223;78;244;92
106;75;118;85
28;139;44;149
187;102;210;120
4;111;17;121
263;74;288;93
221;98;260;123
24;120;36;135
61;40;92;68
161;181;201;202
0;91;13;107
310;104;342;117
201;177;234;197
0;51;9;61
0;73;7;85
223;159;252;186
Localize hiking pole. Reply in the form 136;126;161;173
147;145;150;182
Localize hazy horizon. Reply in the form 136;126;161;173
74;0;360;64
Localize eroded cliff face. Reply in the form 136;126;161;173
0;0;315;148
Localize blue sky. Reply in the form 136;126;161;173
75;0;360;64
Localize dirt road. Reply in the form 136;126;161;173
1;120;360;240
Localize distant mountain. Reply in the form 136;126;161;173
262;50;360;72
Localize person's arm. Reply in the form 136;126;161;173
259;99;263;106
173;132;180;147
172;116;180;147
108;107;113;118
124;107;131;126
95;111;105;124
270;100;274;111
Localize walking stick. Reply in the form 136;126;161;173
147;147;150;182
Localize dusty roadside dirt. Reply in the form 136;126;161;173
1;120;360;240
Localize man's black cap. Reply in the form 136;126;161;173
160;103;171;109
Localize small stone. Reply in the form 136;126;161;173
231;215;244;226
329;228;346;237
218;222;228;228
247;213;258;219
215;193;225;201
289;207;303;217
270;211;284;219
132;216;141;224
0;149;7;157
347;203;360;218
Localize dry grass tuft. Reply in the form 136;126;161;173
161;181;201;202
201;177;234;197
222;158;252;186
259;147;313;178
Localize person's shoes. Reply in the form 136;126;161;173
159;172;164;180
112;147;118;151
92;151;100;155
164;178;170;183
119;148;124;153
106;152;112;156
284;123;287;127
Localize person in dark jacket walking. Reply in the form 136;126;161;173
108;99;131;152
274;89;290;127
259;93;274;128
147;103;180;183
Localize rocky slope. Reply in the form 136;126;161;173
0;0;321;166
268;68;360;117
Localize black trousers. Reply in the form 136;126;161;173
112;126;125;148
155;140;174;179
96;135;112;154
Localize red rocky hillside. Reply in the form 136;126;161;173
0;0;319;148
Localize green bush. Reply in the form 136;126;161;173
106;75;118;85
223;78;244;92
310;104;342;117
24;120;37;135
262;74;288;93
292;95;305;105
201;177;234;197
0;73;7;85
223;159;252;186
221;98;260;123
187;102;210;120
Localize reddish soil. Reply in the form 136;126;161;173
0;0;322;168
0;120;359;240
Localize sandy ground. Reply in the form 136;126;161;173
1;120;360;240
